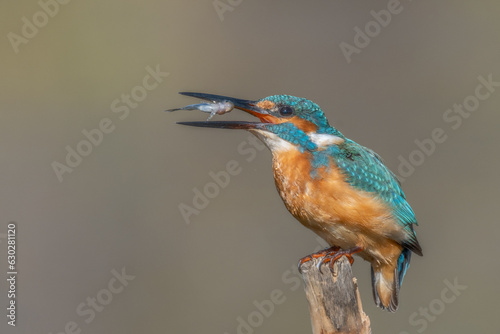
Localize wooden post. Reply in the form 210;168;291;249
299;256;371;334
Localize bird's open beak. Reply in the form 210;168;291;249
176;92;273;130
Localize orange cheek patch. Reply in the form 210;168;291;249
289;116;318;132
256;100;276;110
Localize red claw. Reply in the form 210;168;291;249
298;246;363;274
298;246;341;273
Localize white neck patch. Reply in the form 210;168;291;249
308;133;344;147
250;129;296;153
249;130;344;153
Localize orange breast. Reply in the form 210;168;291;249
272;147;403;265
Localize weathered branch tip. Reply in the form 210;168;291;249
299;256;371;334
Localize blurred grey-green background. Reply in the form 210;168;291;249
1;1;499;333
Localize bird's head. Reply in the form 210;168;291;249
177;92;345;153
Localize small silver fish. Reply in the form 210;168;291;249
166;100;234;120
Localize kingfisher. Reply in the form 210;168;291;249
174;92;423;312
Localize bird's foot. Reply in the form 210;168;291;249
298;246;341;273
316;246;363;273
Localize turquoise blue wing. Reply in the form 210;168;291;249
331;140;422;255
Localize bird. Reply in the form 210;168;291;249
174;92;423;312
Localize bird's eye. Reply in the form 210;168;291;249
278;106;294;117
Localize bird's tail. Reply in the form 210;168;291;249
371;248;412;312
